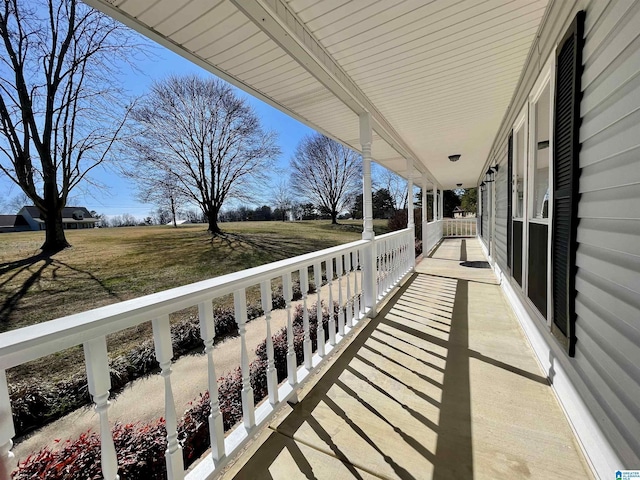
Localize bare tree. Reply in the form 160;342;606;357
6;191;29;213
126;75;280;235
131;168;185;227
290;134;361;224
271;179;292;221
0;0;135;252
375;165;408;210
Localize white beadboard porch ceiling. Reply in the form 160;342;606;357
87;0;549;189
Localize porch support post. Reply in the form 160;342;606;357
360;112;377;316
433;185;437;221
422;175;428;256
406;158;415;271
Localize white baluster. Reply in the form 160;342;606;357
401;237;406;278
392;240;397;285
397;240;402;281
313;262;325;357
345;252;353;329
260;281;279;405
283;273;298;386
394;240;399;284
326;259;336;346
337;255;345;336
152;315;184;480
198;301;225;461
0;370;15;479
84;336;119;480
353;250;361;321
234;289;255;428
376;243;382;298
383;241;389;292
382;240;391;295
301;267;312;370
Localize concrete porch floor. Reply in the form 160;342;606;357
219;238;594;480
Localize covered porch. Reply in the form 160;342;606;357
1;0;621;477
219;238;591;479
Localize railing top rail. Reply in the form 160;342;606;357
374;227;412;242
0;238;368;370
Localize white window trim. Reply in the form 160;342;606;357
527;54;556;325
527;58;553;225
512;105;528;222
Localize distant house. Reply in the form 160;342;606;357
0;215;30;233
453;206;476;218
0;206;98;233
165;219;195;226
19;206;99;230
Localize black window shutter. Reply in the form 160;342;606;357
552;11;584;356
507;133;513;269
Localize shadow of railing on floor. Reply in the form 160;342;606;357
228;240;547;479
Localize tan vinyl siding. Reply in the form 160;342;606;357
575;0;640;466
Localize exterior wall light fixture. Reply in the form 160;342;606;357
484;167;495;183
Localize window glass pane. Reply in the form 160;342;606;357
515;126;525;218
532;85;550;219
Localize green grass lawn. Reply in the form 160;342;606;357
1;220;388;382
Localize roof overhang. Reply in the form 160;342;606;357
85;0;549;189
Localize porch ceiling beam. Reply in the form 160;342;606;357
231;0;438;184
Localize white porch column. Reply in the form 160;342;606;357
360;112;377;316
433;185;437;221
422;175;428;256
406;159;414;228
406;159;415;271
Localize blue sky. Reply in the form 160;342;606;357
79;44;317;218
1;36;316;217
0;24;404;218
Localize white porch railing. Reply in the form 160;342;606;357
375;228;414;300
443;218;477;237
0;228;415;480
425;219;443;254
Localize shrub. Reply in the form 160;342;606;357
415;239;423;257
13;300;344;479
8;281;302;438
13;421;168;480
387;209;422;249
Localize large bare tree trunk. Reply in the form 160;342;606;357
208;218;222;235
42;209;70;252
39;176;70;252
170;195;178;228
0;0;134;254
208;207;222;235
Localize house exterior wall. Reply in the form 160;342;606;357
483;0;640;476
17;207;40;231
494;151;509;270
575;0;640;468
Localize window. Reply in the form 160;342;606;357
531;84;551;220
515;126;526;218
